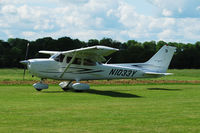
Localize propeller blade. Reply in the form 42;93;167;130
25;43;29;60
23;66;26;80
22;43;30;80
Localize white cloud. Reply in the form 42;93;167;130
148;0;200;18
1;5;17;15
148;0;185;8
0;0;200;43
0;19;9;28
3;30;14;38
196;6;200;11
148;18;175;31
162;9;172;17
178;8;182;13
95;17;103;28
58;0;89;5
22;31;36;38
115;2;137;27
158;29;174;41
17;5;32;20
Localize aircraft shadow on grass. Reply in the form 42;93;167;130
42;89;141;98
85;89;141;98
42;91;65;93
147;88;182;91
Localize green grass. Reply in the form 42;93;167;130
0;84;200;133
0;68;39;81
0;69;200;81
160;69;200;81
0;69;200;132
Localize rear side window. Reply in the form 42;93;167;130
66;57;82;65
83;59;96;66
73;58;82;65
66;57;72;63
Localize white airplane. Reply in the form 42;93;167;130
20;45;176;91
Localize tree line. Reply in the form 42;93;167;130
0;37;200;69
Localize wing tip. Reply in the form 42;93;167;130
95;45;119;51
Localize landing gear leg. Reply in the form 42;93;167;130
36;79;44;91
59;81;73;91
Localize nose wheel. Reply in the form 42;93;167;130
33;78;49;91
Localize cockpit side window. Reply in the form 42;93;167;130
54;54;65;62
73;58;82;65
83;59;96;66
66;57;72;63
66;56;82;65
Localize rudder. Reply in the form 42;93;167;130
145;45;176;73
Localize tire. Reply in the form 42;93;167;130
74;90;84;92
62;87;70;91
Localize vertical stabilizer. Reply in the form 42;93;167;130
145;45;176;73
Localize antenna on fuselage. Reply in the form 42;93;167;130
105;57;112;64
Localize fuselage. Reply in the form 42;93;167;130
20;45;176;91
26;45;177;82
27;58;156;82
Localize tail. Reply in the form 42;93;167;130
145;45;176;73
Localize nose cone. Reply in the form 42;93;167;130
20;60;30;65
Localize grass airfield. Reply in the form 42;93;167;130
0;69;200;132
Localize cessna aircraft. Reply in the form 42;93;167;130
20;45;176;91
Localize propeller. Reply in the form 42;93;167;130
22;43;30;80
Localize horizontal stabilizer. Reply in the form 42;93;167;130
144;72;173;76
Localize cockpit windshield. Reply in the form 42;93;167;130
51;54;65;62
50;54;59;59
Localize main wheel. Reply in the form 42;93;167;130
74;90;84;92
61;87;70;91
36;89;42;91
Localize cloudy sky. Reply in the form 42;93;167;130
0;0;200;43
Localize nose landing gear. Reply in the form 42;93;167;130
33;79;48;91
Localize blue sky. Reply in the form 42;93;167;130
0;0;200;43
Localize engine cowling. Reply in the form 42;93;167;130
72;83;90;91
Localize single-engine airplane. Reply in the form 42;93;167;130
20;45;176;91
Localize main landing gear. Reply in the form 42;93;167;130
59;81;90;92
59;81;73;91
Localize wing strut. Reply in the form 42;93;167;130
59;52;77;78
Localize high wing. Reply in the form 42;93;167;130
39;46;118;62
61;45;119;62
39;51;61;55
